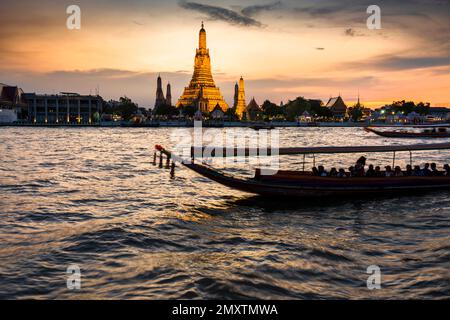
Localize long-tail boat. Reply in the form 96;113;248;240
153;143;450;198
365;126;450;138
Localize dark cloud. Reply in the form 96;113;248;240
247;75;379;88
345;55;450;71
178;1;262;27
241;1;282;17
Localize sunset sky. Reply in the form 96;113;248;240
1;0;450;108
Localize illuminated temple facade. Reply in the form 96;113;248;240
176;23;228;113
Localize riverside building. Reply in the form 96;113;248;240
23;92;103;124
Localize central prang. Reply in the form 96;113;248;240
176;23;229;113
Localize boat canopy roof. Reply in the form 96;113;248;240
190;142;450;157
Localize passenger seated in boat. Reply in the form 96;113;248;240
337;168;347;178
385;166;394;177
405;165;413;176
312;167;319;176
444;164;450;176
430;163;442;176
394;166;404;177
413;165;423;176
318;165;328;177
329;168;338;177
348;166;355;177
365;164;376;177
422;163;432;176
375;166;383;177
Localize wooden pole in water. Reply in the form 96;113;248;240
170;161;175;178
166;154;171;168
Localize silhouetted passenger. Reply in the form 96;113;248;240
337;169;347;178
329;168;338;177
405;165;413;176
430;163;442;176
385;166;394;177
348;166;355;177
312;167;319;176
422;163;432;176
444;164;450;176
354;156;367;177
394;166;404;177
318;165;328;177
365;165;376;177
413;165;422;176
375;166;383;177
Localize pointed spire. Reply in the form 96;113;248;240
199;22;207;50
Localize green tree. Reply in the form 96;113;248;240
154;104;179;117
261;100;282;118
115;96;138;120
225;107;238;121
181;105;197;118
284;97;311;121
350;104;364;122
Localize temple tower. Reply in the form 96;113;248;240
235;76;246;119
176;23;229;112
166;83;172;106
233;82;239;108
155;74;166;108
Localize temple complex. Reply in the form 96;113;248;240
176;23;228;112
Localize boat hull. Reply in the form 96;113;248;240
183;163;450;198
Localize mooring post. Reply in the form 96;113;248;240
166;154;171;168
170;161;175;178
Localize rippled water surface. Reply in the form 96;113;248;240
0;127;449;299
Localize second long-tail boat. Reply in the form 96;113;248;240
365;126;450;138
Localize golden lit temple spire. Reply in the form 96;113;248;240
236;76;246;119
176;24;228;112
199;22;207;51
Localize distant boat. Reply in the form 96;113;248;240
365;126;450;138
154;143;450;198
248;123;275;130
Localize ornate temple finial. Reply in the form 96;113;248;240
201;21;204;29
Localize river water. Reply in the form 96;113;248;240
0;127;449;299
